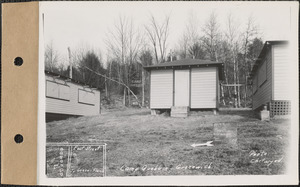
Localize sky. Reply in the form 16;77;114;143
41;1;297;67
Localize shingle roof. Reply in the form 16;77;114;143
144;58;223;69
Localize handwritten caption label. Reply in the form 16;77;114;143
249;150;283;166
46;144;106;178
120;162;212;172
73;145;102;151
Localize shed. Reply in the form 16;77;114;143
144;59;224;117
45;71;101;122
249;40;291;117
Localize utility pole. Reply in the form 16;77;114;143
67;47;72;79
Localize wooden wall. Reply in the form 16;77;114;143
252;43;291;110
150;67;218;109
252;48;273;110
273;44;291;100
45;74;100;117
191;67;217;109
150;69;173;109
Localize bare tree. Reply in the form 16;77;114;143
177;33;189;59
145;14;170;64
44;41;60;72
225;13;241;108
178;11;201;59
106;15;143;106
185;11;199;43
202;12;227;105
241;15;259;107
188;42;206;59
139;48;153;107
201;11;221;61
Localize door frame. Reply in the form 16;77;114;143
173;69;190;107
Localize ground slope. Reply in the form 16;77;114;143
46;108;290;176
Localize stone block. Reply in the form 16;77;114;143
260;110;270;121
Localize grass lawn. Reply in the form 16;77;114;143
46;108;290;177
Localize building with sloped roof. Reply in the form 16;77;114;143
250;40;291;117
144;59;224;117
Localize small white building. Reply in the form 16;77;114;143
45;71;101;122
250;40;291;117
144;59;223;116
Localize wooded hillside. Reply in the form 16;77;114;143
45;12;264;108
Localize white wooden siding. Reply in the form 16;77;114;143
273;44;291;100
252;49;272;110
46;74;100;116
191;67;217;108
46;80;71;100
78;89;95;105
258;61;267;86
46;81;60;98
150;69;173;109
253;75;258;93
59;84;71;100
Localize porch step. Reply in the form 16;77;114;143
171;106;189;117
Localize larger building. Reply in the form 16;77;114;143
250;40;291;117
45;71;101;122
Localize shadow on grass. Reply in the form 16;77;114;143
218;110;257;118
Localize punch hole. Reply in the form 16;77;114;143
14;134;23;143
14;57;23;66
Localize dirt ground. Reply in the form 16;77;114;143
46;108;290;177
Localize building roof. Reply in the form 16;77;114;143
249;40;289;77
45;70;101;90
144;58;224;80
144;58;223;70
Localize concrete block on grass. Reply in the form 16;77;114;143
260;110;270;121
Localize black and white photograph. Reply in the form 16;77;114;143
37;1;298;185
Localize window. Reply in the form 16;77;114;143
46;81;70;101
59;84;71;100
78;89;95;105
258;61;267;86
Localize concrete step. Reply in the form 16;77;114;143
171;106;189;113
171;106;189;117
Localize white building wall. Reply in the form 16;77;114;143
273;44;291;100
45;74;100;116
150;69;173;109
252;49;272;110
191;67;217;108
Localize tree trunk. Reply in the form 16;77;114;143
224;63;231;98
127;87;131;106
244;76;247;108
105;76;108;97
142;69;145;107
237;58;240;108
123;87;126;106
84;66;142;108
221;85;225;106
109;62;112;97
233;56;237;108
